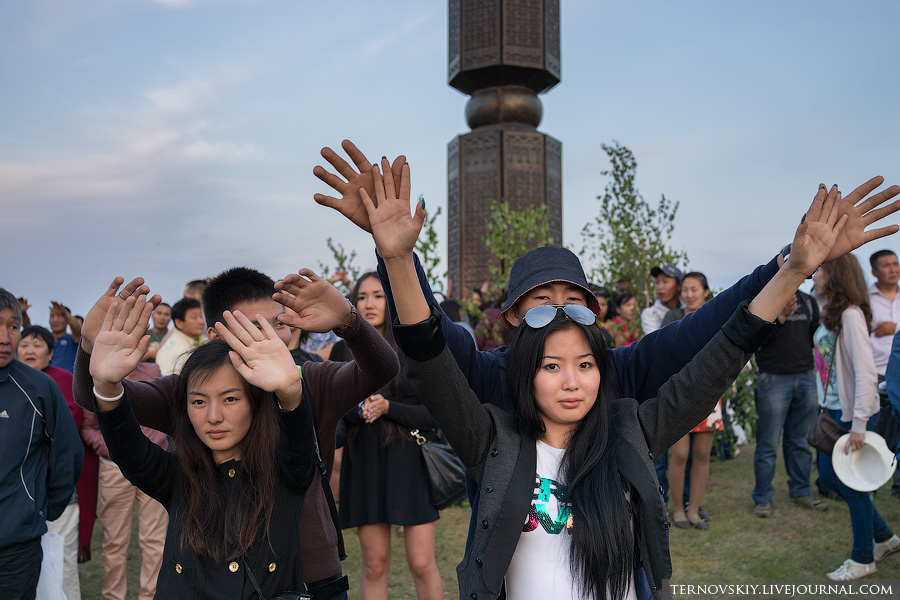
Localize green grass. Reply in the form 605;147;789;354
77;444;900;599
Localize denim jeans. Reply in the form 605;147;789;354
817;409;894;564
752;370;818;504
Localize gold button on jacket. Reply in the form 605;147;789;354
175;564;183;574
268;562;277;572
229;561;239;573
228;468;236;478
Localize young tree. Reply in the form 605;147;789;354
478;198;553;345
482;198;553;296
316;238;360;295
580;141;687;309
415;200;446;294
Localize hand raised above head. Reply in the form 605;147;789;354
823;176;900;262
89;295;154;387
313;139;406;233
360;158;425;262
274;268;352;333
82;277;160;350
785;184;849;277
214;310;300;397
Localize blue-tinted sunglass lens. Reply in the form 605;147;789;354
562;304;596;325
523;305;558;328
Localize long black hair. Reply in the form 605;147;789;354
172;340;279;562
506;314;634;600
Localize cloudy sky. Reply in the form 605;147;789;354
3;0;898;325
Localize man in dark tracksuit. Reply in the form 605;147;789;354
0;288;83;600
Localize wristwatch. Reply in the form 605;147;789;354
334;302;358;337
780;243;816;279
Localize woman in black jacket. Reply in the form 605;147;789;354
363;160;883;599
89;297;316;599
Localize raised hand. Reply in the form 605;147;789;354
360;158;425;262
214;310;301;405
824;176;900;262
82;277;161;352
313;139;406;233
90;296;154;395
274;268;352;333
786;185;848;277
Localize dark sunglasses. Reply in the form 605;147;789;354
522;304;597;329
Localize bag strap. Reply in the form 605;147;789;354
245;561;266;600
824;336;837;399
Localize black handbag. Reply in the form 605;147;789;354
410;429;467;510
807;409;849;455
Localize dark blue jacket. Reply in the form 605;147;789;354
0;359;83;548
378;254;779;410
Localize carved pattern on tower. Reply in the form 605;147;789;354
503;0;543;67
449;0;461;81
544;0;560;77
461;0;501;70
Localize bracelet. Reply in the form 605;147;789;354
357;400;366;418
779;242;817;280
93;386;124;403
334;301;358;337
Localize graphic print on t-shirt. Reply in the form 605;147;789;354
523;474;572;535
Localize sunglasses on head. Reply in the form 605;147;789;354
522;304;597;329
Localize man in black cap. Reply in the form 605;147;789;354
642;265;685;334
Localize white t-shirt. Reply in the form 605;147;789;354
505;440;637;600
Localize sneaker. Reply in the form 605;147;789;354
790;495;828;511
753;503;772;518
874;535;900;562
827;559;876;580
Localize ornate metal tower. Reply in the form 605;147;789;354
447;0;562;297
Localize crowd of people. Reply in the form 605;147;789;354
2;140;900;600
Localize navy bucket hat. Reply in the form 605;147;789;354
499;246;600;329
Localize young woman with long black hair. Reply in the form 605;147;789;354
89;296;316;599
361;160;887;599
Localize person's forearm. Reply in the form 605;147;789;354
747;265;808;323
275;377;304;411
93;381;125;411
382;255;431;325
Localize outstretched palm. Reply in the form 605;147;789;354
90;297;153;385
361;158;425;262
214;310;299;395
274;268;351;333
824;176;900;262
313;140;406;233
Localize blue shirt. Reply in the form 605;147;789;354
52;333;77;372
